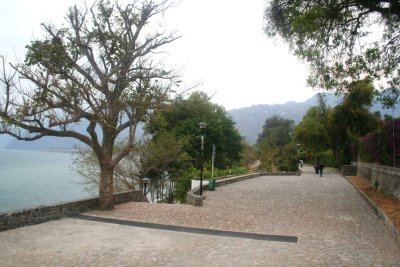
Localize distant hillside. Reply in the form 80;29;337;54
0;134;13;149
1;93;398;149
228;93;399;144
5;136;80;150
2;121;91;150
1;123;143;150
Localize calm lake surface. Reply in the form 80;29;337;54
0;149;95;213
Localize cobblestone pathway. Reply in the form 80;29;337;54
0;166;399;266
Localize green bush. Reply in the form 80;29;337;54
174;166;250;203
230;167;249;175
175;173;192;203
275;154;298;172
314;150;337;168
359;119;400;167
195;166;250;179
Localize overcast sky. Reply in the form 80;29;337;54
0;0;318;110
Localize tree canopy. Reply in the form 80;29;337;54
293;93;331;155
147;91;244;169
264;0;400;102
0;0;179;209
359;118;400;167
257;115;294;148
256;115;296;171
293;106;331;153
328;79;380;165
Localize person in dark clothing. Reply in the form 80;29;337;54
319;162;325;177
314;161;320;174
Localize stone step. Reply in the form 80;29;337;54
341;165;357;176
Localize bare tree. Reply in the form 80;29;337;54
72;132;190;196
0;0;180;209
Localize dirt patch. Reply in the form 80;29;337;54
350;176;400;230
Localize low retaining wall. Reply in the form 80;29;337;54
354;162;400;198
187;172;300;206
0;190;146;232
259;172;301;177
344;176;400;246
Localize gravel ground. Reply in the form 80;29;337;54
0;165;399;266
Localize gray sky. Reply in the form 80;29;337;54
0;0;317;110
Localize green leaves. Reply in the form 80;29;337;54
147;91;244;169
25;37;73;74
327;79;381;165
291;5;324;34
293;115;330;153
264;0;400;105
257;115;294;148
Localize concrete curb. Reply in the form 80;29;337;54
343;175;400;247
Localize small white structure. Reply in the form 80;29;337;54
191;179;209;190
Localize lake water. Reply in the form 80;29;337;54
0;149;95;213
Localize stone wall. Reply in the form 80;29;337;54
355;162;400;198
0;190;145;232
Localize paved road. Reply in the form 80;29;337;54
1;166;399;266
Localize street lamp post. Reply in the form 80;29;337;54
199;122;207;196
142;177;150;200
211;144;216;179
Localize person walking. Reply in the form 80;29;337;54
314;161;320;174
319;162;325;177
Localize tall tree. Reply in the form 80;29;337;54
147;91;244;169
264;0;400;103
257;115;294;148
0;0;179;209
293;93;331;154
328;79;380;166
256;115;295;171
316;93;328;119
293;106;331;154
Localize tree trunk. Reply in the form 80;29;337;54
99;164;114;210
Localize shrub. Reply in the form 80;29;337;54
275;154;298;172
175;172;194;203
359;118;400;167
359;132;379;163
192;166;250;179
314;150;337;168
174;166;250;203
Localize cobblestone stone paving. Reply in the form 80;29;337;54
1;166;399;266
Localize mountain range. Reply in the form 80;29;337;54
227;93;399;144
0;93;398;149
